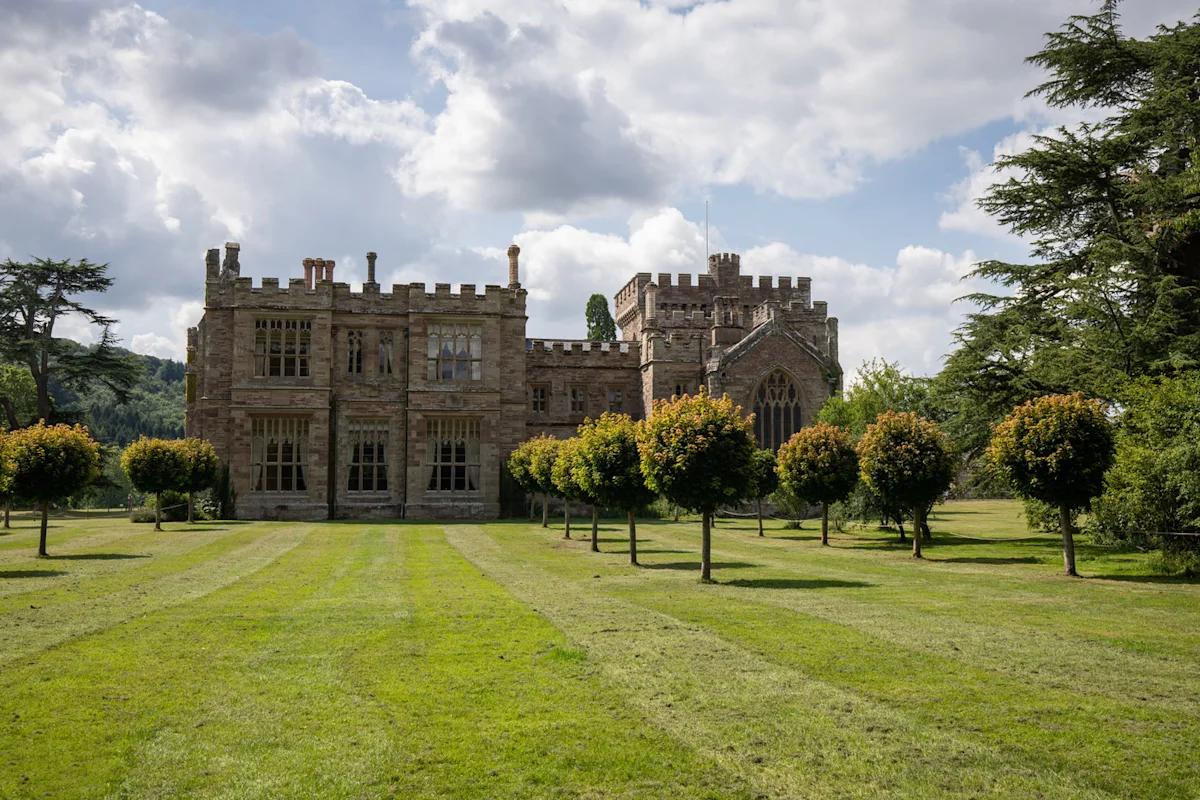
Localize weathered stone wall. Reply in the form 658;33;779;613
524;340;643;439
187;241;842;520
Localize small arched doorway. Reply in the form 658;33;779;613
752;369;804;451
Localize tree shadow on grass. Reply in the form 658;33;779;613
47;553;149;561
939;556;1044;565
1088;573;1200;585
723;578;873;590
642;561;757;571
635;548;692;555
853;536;1055;551
0;569;66;579
774;534;821;542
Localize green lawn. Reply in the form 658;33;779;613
1;501;1197;799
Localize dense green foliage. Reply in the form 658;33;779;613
637;391;757;515
942;3;1200;440
0;258;141;424
988;393;1115;511
550;437;591;539
121;437;189;531
1087;374;1200;573
777;422;859;545
747;449;778;537
177;438;221;523
51;350;185;445
988;393;1115;576
0;364;36;431
857;411;955;558
819;359;942;437
638;390;756;580
5;421;101;555
574;413;656;562
509;434;561;528
748;449;779;500
585;294;618;340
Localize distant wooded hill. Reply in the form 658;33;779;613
50;347;185;445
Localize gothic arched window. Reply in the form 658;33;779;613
753;369;804;451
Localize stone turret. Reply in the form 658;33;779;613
708;252;740;286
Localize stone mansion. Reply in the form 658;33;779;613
184;242;842;519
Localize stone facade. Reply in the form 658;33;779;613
186;244;840;520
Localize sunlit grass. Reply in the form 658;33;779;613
0;501;1196;798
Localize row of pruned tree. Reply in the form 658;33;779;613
120;437;222;530
508;388;1120;580
0;424;222;556
509;392;779;582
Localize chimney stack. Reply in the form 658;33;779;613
325;259;335;283
205;248;220;282
222;242;241;278
507;244;521;288
366;251;377;285
303;258;314;290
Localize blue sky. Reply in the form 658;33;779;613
2;0;1196;378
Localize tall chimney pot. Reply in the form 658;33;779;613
507;244;521;288
325;259;335;283
302;258;314;290
366;252;377;285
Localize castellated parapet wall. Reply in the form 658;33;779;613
206;275;526;315
615;253;818;340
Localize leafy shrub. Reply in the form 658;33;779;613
132;490;190;523
1085;374;1200;575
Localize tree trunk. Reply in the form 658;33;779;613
38;502;49;557
673;504;679;522
627;508;638;566
3;501;9;529
563;499;571;539
911;506;922;558
591;505;599;552
920;506;931;542
188;492;195;524
528;494;535;520
155;491;163;532
757;498;764;536
1060;504;1078;577
0;396;18;430
898;523;906;543
542;493;548;528
701;511;713;582
821;503;829;546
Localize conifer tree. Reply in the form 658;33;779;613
945;3;1200;419
585;294;618;341
0;258;141;423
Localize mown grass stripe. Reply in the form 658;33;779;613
643;521;1200;709
448;524;1119;800
0;523;310;667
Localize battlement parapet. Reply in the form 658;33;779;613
750;295;831;329
708;252;740;269
211;274;524;315
525;338;641;367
